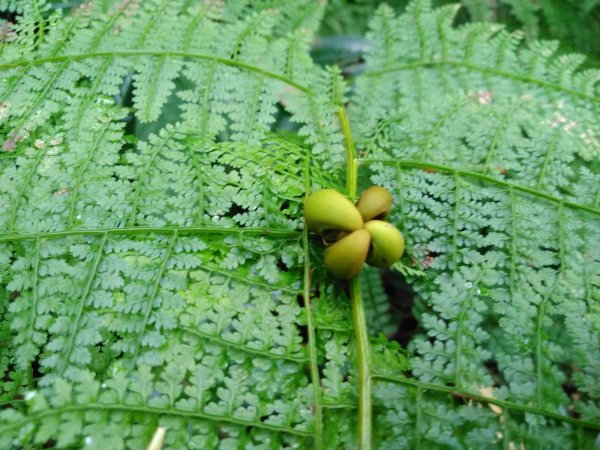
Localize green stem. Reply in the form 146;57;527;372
304;135;324;449
338;107;358;197
304;231;324;449
0;226;301;243
350;276;373;449
373;373;600;431
337;106;372;449
0;51;310;94
360;159;600;216
0;403;311;437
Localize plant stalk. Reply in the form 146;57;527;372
304;139;324;449
304;230;324;449
350;276;373;449
337;106;373;449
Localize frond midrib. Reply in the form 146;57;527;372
373;373;600;432
0;402;313;437
361;159;600;216
0;225;302;243
364;60;599;104
0;50;311;94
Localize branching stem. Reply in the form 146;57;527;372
337;106;373;449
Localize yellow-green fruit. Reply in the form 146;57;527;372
364;220;405;268
324;229;371;280
304;189;363;233
356;186;393;221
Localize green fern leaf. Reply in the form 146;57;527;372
0;1;599;449
350;2;600;447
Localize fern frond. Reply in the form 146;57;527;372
1;1;599;448
360;266;398;337
285;66;347;168
353;2;600;206
350;3;600;447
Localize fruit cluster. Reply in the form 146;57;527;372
303;186;405;280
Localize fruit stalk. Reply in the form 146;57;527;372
337;105;373;450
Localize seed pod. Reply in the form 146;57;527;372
356;186;393;221
324;229;371;280
304;189;363;234
364;220;405;268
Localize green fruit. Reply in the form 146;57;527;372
324;229;371;280
356;186;393;221
304;189;363;234
364;220;405;268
